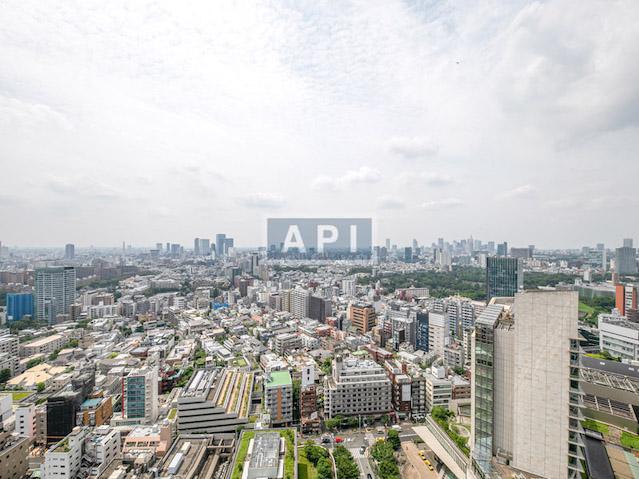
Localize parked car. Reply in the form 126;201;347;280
335;437;344;443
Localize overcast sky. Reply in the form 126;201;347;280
1;0;638;249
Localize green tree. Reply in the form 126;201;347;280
0;369;11;384
387;429;401;450
292;379;301;421
36;382;46;392
317;457;333;479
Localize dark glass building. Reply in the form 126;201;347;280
6;293;33;322
486;257;523;300
416;311;429;352
46;391;82;444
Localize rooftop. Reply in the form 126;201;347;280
265;370;292;388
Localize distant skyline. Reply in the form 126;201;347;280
1;1;638;248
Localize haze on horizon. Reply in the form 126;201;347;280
1;1;638;249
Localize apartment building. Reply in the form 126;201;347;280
349;302;376;334
20;334;66;357
42;427;89;479
0;333;18;357
264;370;293;426
425;367;452;411
324;356;392;418
273;333;302;355
0;432;31;479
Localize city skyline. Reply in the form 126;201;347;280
1;1;638;247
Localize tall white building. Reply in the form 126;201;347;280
470;291;584;478
341;279;356;297
428;312;449;357
35;267;76;323
15;404;36;438
291;288;311;319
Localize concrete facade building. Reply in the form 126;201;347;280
264;370;293;426
349;302;376;334
470;292;585;478
122;366;158;424
598;312;639;361
324;356;391;418
35;267;76;324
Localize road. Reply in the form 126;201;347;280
350;446;375;479
402;441;439;479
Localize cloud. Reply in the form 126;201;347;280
377;195;405;209
398;172;454;187
46;176;121;200
496;184;536;200
238;193;286;209
420;198;464;210
312;167;381;191
388;137;439;160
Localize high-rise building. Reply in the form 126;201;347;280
404;247;413;263
122;367;158;424
193;237;200;255
348;302;376;334
385;238;391;250
496;242;508;256
64;243;75;259
35;267;76;324
623;238;634;248
486;257;523;300
416;311;429;352
224;237;234;255
215;233;226;258
291;288;311;319
470;291;584;478
264;370;293;426
615;283;638;318
615;246;637;275
6;293;33;322
309;295;331;322
199;238;210;255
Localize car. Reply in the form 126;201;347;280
367;474;373;479
424;459;432;467
427;464;434;471
360;446;366;454
418;451;426;459
321;437;331;444
391;425;402;431
335;437;344;443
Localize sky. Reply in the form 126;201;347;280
1;0;638;249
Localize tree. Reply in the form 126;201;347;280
36;382;46;392
387;429;401;451
324;416;342;431
317;457;333;479
0;369;11;384
333;446;359;479
292;379;301;421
